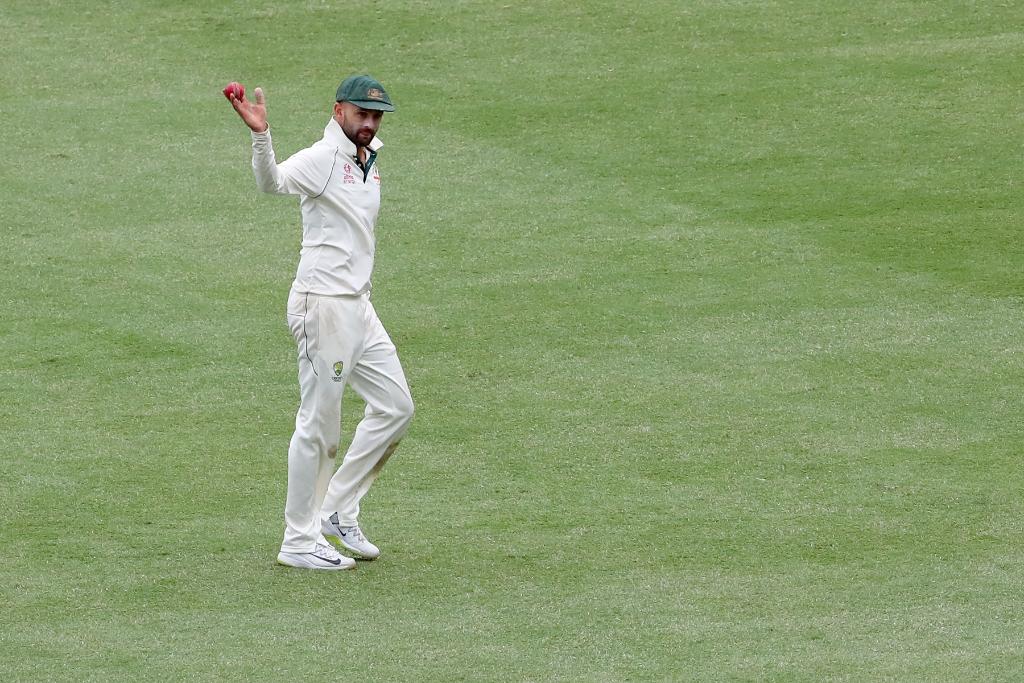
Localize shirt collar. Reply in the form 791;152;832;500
324;117;383;155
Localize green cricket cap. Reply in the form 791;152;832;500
335;74;395;112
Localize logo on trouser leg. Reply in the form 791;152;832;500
332;361;345;382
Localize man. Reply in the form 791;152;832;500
226;75;414;571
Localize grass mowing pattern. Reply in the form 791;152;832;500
2;1;1023;680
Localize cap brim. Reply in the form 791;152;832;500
346;99;395;112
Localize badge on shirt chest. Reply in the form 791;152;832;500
342;162;356;185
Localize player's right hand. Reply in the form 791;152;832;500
227;86;268;133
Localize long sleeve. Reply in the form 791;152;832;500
251;128;334;197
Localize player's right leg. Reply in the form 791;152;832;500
277;536;355;570
279;290;358;563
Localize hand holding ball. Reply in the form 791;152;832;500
223;81;267;133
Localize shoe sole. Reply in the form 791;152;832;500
276;553;356;571
321;531;380;561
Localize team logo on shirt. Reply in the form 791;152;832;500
332;361;345;382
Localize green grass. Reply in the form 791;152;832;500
2;0;1023;680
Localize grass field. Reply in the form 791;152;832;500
2;1;1023;680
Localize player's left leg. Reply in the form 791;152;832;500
320;303;413;557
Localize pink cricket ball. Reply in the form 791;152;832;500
222;81;245;100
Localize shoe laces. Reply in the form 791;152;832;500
315;541;341;560
344;526;366;543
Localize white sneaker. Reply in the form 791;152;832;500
277;539;356;570
322;513;381;560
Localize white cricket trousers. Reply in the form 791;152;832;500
281;287;414;553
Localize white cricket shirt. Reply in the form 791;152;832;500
251;118;384;296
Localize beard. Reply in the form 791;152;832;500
341;121;374;148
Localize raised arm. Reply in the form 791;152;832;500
223;83;328;196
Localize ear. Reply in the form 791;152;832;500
333;102;345;122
